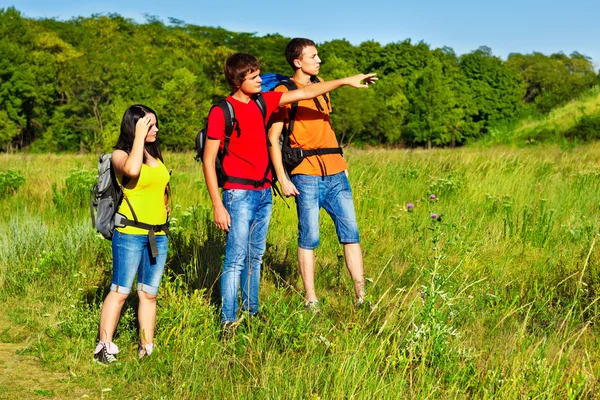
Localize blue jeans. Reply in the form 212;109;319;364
291;172;360;250
111;230;169;295
220;188;272;323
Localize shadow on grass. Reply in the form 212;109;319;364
167;213;225;306
84;208;300;334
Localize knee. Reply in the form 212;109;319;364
106;290;129;305
138;290;157;303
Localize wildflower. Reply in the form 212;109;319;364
431;213;443;222
406;203;414;212
429;194;436;200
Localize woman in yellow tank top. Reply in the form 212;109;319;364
93;105;170;365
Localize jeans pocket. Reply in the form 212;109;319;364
339;174;354;199
224;189;250;206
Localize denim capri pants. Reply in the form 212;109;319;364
110;230;169;295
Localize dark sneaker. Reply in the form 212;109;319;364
304;300;320;314
93;342;119;365
221;321;237;342
139;343;155;359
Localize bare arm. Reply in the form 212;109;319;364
112;116;152;178
267;121;299;196
279;73;377;107
164;184;170;217
202;139;230;232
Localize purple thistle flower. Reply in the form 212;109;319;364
429;194;436;200
431;213;438;219
407;203;414;212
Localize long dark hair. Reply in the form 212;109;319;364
114;104;164;163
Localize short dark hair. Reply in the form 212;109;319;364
224;53;261;90
115;104;164;163
285;38;316;70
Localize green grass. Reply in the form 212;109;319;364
0;146;599;399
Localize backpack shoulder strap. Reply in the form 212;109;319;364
310;75;330;112
279;80;298;91
216;99;238;155
275;80;299;135
252;93;268;125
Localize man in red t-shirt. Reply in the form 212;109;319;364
202;52;376;334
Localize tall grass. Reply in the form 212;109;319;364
0;146;599;398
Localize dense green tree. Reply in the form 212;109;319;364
155;67;211;150
369;73;408;145
460;47;525;131
433;47;481;142
0;9;597;151
404;59;460;147
0;8;58;149
319;39;357;71
507;51;596;112
375;40;433;77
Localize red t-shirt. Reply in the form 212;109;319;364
207;91;283;190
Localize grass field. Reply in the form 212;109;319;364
0;145;599;399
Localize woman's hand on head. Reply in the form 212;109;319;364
135;115;152;140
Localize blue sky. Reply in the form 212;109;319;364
5;0;599;67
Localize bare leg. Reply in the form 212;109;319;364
344;243;365;299
137;290;157;345
298;247;317;302
98;291;128;342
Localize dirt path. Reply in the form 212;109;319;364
0;309;89;399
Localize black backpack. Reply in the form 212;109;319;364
195;94;275;188
271;76;343;175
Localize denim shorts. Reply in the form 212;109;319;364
291;172;360;249
111;230;169;295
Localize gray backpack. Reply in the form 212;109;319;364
89;155;168;257
89;154;131;240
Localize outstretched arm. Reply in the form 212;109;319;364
279;73;377;107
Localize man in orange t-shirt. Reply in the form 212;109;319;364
269;38;368;311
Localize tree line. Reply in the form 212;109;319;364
0;7;598;152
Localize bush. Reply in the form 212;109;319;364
52;169;96;211
564;112;600;141
0;169;25;198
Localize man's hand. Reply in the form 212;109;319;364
280;178;300;197
214;204;231;233
345;73;378;88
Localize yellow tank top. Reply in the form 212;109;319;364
116;160;170;235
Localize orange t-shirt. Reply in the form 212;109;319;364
272;78;347;176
